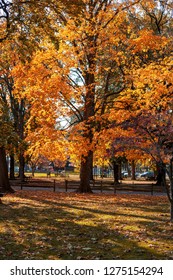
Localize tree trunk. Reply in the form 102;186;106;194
18;99;25;181
77;36;96;192
78;70;95;192
10;154;15;179
19;152;25;181
90;151;94;181
155;162;166;186
170;160;173;222
31;167;35;177
171;201;173;222
131;160;136;180
0;146;14;193
157;159;173;222
119;161;122;180
113;161;119;184
78;151;93;193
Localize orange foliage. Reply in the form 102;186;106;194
9;0;173;169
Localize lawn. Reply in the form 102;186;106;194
0;190;172;260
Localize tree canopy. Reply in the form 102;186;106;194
0;1;173;214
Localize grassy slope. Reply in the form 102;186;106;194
0;191;172;260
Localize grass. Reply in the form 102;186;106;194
0;190;173;260
25;171;79;177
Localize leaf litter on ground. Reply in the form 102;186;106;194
0;190;172;260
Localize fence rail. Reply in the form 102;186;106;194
63;180;166;195
20;179;56;192
10;178;166;195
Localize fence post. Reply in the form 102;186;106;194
21;181;23;190
151;184;154;195
90;180;94;191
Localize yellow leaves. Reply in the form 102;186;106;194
130;30;169;54
26;127;67;162
131;59;173;111
104;67;111;72
4;0;172;169
0;22;7;41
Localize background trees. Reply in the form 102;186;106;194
0;0;76;190
105;0;173;219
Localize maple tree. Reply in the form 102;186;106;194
0;38;19;191
15;0;143;192
1;0;173;213
128;0;173;219
0;0;80;190
114;66;173;218
0;0;37;190
104;0;173;219
0;99;15;192
74;0;173;218
0;37;33;189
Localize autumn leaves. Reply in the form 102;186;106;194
0;1;173;193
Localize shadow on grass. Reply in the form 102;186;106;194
15;191;169;223
0;191;172;260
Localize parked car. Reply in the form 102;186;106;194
121;171;128;178
139;171;155;180
135;172;141;178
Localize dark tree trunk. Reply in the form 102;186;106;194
171;201;173;222
156;160;173;222
9;154;15;179
119;161;122;180
131;160;136;180
90;151;94;181
18;99;26;181
0;146;15;193
76;31;96;192
155;162;166;186
170;159;173;222
78;151;93;193
113;161;119;184
31;167;35;177
78;67;95;192
19;152;25;181
165;174;173;222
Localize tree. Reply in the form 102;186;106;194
15;0;141;192
0;99;15;192
10;0;173;199
99;0;173;219
107;54;173;219
0;0;67;186
0;0;36;189
0;37;34;184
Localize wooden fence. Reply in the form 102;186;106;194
63;180;166;195
11;178;166;195
20;179;56;192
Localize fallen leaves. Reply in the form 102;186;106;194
0;190;172;260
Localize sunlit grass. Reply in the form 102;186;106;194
23;172;79;179
0;191;172;260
